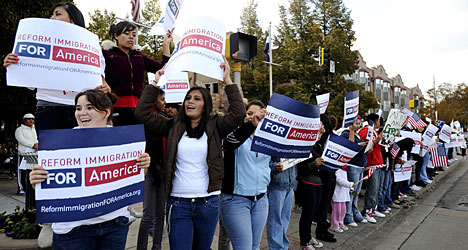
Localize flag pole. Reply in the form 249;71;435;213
269;23;273;97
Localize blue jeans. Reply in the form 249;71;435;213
364;168;381;211
344;167;364;224
377;169;393;211
52;216;129;250
221;193;269;250
266;188;293;250
419;152;430;182
166;195;220;250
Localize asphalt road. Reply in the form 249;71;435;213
356;158;468;250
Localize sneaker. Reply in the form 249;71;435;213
387;207;392;211
310;238;323;248
346;222;358;227
425;180;433;184
389;204;401;209
340;225;349;231
381;209;390;214
17;190;26;196
299;245;314;250
399;193;407;198
128;207;143;218
373;210;386;217
410;185;421;191
330;227;343;233
364;212;377;223
357;218;368;223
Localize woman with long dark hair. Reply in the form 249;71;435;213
102;21;172;126
134;57;245;250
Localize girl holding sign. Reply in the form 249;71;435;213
220;100;274;250
3;3;111;130
102;21;172;126
135;58;245;250
29;89;150;250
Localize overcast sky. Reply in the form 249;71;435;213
75;0;468;96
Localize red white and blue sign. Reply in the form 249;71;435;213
343;90;359;128
251;93;321;158
320;134;363;172
35;125;146;223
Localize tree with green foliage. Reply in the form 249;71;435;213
272;0;377;119
87;9;117;42
0;0;64;139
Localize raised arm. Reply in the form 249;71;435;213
135;71;171;135
216;57;246;138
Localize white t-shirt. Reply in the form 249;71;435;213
171;132;220;198
52;208;129;234
35;53;106;106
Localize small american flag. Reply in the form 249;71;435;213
131;0;141;23
430;144;448;167
360;167;374;181
408;113;427;129
390;143;400;159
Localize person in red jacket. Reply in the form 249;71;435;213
102;21;172;126
357;113;385;223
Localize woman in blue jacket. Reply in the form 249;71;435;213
220;100;278;250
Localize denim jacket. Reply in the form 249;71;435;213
268;157;296;190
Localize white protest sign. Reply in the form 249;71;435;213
280;155;311;171
7;18;102;92
399;131;422;154
316;93;330;114
364;125;374;153
439;124;453;143
164;16;225;81
394;160;416;182
320;134;363;172
251;94;321;158
157;71;190;103
420;137;435;156
343;90;359;128
422;124;438;141
35;125;145;223
445;134;458;148
457;134;465;147
380;109;407;146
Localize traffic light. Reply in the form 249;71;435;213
409;100;415;110
225;32;257;62
321;48;330;66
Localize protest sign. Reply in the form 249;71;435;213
439;124;453;143
7;18;102;92
457;134;465;147
35;125;145;223
150;0;184;36
454;121;461;132
343;90;359;128
399;130;421;154
445;134;458;148
422;124;438;141
380;109;407;146
363;123;374;153
251;94;321;158
320;134;363;172
420;137;435;157
316;93;330;114
394;160;416;182
163;16;225;81
157;71;190;103
280;155;311;171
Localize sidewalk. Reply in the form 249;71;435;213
0;156;464;249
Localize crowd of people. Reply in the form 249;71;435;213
3;2;466;250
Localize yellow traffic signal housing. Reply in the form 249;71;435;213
409;100;415;109
321;48;330;65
